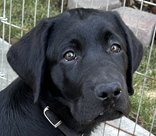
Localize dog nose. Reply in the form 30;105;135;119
94;82;122;100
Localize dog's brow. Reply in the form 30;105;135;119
70;39;81;45
69;38;83;50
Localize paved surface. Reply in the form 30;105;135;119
0;38;17;90
113;7;156;47
91;116;155;136
68;0;121;10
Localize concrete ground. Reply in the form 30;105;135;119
0;38;154;136
91;116;154;136
0;38;17;90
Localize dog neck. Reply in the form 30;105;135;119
40;88;97;136
43;106;84;136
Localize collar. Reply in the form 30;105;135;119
43;106;84;136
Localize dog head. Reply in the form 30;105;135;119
7;8;143;126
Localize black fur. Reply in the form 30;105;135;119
0;8;143;136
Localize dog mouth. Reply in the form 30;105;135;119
69;93;131;124
85;110;124;124
98;110;123;119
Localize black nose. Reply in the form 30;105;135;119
94;82;122;100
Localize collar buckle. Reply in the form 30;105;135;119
43;106;62;128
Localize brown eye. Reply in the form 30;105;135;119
64;51;76;61
110;44;121;53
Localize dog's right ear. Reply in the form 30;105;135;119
7;17;55;103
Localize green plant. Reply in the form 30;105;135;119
130;44;156;135
0;0;61;43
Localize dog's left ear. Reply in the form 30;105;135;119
113;12;144;95
125;27;143;95
7;18;55;103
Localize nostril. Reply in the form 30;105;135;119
113;90;122;98
99;92;108;100
95;91;108;100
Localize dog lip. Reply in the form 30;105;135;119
85;110;124;124
118;111;124;116
86;112;105;123
116;106;130;116
117;109;129;117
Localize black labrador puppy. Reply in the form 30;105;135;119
0;8;143;136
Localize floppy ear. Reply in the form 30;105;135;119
113;12;143;95
7;18;54;102
124;27;143;95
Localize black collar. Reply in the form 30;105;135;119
43;106;84;136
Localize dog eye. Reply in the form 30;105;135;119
110;44;121;53
64;51;76;61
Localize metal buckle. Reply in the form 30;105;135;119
43;106;62;128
